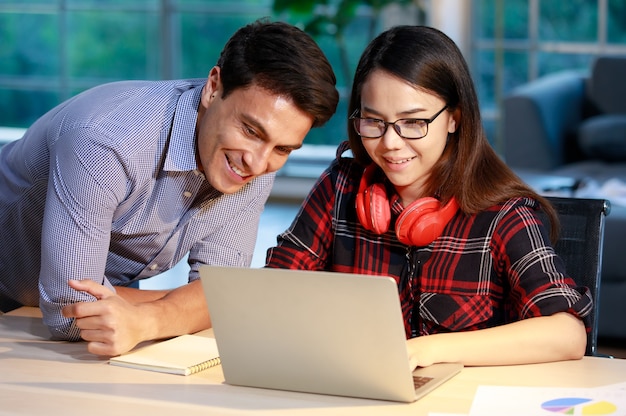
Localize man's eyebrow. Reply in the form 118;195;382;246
284;143;303;150
240;113;303;150
241;113;269;138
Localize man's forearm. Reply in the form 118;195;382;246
132;280;211;341
115;286;170;303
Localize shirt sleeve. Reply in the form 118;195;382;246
265;165;338;271
494;200;593;327
39;128;129;340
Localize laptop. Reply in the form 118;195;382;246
200;266;463;403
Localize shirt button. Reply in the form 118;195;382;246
149;264;158;271
183;191;192;197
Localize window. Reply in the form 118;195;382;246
0;1;425;156
471;0;626;153
0;0;275;128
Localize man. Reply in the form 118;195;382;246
0;19;338;356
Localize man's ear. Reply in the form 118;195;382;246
201;66;222;106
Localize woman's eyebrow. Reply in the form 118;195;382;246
361;105;428;118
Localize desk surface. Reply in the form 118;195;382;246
1;308;625;416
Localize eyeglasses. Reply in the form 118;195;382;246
350;105;448;139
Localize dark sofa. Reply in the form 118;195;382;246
503;56;626;340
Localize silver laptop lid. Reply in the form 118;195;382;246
200;266;419;402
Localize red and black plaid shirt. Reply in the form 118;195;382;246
266;147;592;339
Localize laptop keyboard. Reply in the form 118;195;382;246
413;375;434;390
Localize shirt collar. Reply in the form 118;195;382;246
163;84;203;173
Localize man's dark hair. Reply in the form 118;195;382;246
217;19;338;127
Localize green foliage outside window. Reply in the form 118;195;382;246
272;0;414;87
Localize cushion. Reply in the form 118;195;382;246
588;56;626;114
578;114;626;162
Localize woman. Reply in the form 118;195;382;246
266;26;591;367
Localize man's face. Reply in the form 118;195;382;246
196;67;313;194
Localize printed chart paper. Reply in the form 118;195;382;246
469;382;626;416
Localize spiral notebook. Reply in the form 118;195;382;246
109;330;220;376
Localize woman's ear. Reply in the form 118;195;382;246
447;107;461;133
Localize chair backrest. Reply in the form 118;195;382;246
540;196;610;356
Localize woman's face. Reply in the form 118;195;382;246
359;70;457;205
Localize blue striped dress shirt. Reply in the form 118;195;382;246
0;79;275;339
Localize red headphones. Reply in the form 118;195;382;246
355;165;459;246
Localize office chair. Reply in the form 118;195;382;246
539;196;611;357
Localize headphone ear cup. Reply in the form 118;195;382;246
362;183;391;234
355;190;370;230
396;197;459;246
355;165;391;234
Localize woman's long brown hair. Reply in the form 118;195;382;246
347;25;559;241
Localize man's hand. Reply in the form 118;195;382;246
61;279;148;357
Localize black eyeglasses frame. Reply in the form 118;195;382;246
349;105;449;139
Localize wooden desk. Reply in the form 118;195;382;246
1;308;625;415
